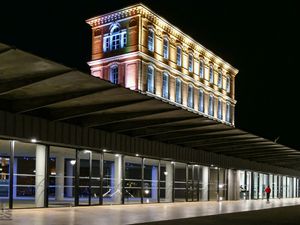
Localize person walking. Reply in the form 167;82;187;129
265;185;271;203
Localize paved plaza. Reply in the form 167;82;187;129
1;198;300;225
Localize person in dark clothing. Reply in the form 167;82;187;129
265;185;271;202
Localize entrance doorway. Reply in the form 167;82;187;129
77;150;102;206
187;165;200;201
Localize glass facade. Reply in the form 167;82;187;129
48;146;76;207
0;138;299;209
209;167;227;201
124;156;142;204
174;162;186;202
143;158;159;203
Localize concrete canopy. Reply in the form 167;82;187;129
1;42;299;170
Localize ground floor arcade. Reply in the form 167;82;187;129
0;138;299;209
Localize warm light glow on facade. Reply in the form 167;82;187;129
86;3;238;125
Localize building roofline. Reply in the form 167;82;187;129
86;3;239;76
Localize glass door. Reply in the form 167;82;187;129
187;165;199;202
77;150;102;206
78;150;91;205
91;152;101;205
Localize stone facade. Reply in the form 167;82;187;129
87;4;238;126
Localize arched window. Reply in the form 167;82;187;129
226;76;231;93
162;72;169;99
175;78;182;104
103;23;127;52
198;89;204;112
187;84;194;108
110;65;118;84
218;99;223;120
176;46;182;66
188;53;193;72
209;65;214;83
147;65;155;93
163;38;169;59
218;71;223;88
208;94;214;116
148;29;155;52
226;102;231;122
199;60;204;78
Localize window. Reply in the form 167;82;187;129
218;71;222;88
175;78;182;104
226;102;231;122
103;37;110;52
163;38;169;59
199;60;204;78
188;53;193;72
218;99;223;120
110;65;118;84
147;65;155;93
148;29;154;52
111;33;120;50
226;76;231;93
187;84;194;108
162;72;169;99
103;24;127;52
176;46;182;66
122;32;127;47
208;94;214;116
198;89;204;112
209;65;214;83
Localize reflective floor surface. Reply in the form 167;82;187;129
1;198;300;225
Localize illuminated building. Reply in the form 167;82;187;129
0;4;299;209
87;3;238;126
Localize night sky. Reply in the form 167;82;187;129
1;1;299;149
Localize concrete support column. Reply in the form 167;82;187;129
201;166;209;201
113;155;122;204
165;162;173;202
151;166;158;200
35;145;46;207
55;154;65;201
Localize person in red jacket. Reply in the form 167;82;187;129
265;185;271;202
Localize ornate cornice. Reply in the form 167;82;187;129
86;3;239;76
